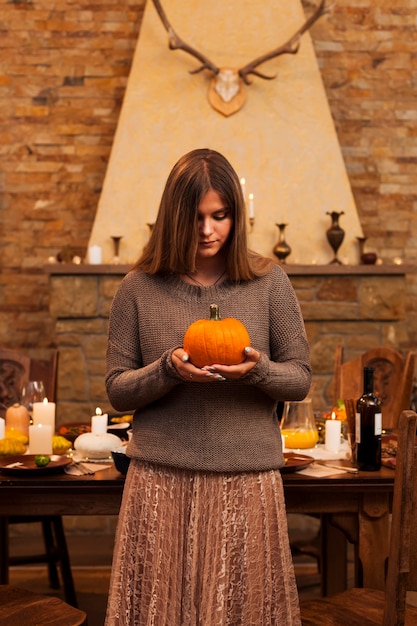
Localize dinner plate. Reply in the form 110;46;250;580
0;454;72;475
107;422;131;440
280;452;314;473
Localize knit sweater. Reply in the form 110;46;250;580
106;264;311;472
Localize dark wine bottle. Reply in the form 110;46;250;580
355;366;382;471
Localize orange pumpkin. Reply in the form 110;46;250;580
183;303;250;367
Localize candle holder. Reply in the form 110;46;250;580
111;236;123;264
357;236;378;265
357;236;367;263
248;216;255;232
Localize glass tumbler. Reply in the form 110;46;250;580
281;398;319;449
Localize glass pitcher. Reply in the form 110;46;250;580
281;398;319;449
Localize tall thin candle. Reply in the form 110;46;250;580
248;193;255;219
240;177;246;200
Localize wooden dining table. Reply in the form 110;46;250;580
0;459;395;597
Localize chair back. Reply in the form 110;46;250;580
383;409;417;626
30;350;59;401
334;346;416;430
0;350;30;412
0;349;59;416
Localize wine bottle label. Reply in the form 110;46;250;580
374;412;382;436
355;411;382;442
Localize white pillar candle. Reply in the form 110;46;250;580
325;417;341;452
0;417;5;439
29;424;53;455
88;245;102;264
91;408;108;434
32;399;56;431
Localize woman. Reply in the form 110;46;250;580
105;148;311;625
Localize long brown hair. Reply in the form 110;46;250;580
133;148;274;280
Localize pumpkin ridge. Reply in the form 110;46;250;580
220;325;232;364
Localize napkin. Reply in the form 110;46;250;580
65;451;113;475
297;464;350;477
65;461;112;476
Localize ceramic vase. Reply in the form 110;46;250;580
326;211;345;264
273;223;292;264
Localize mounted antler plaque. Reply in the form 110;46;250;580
152;0;329;116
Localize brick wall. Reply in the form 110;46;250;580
0;0;146;350
1;0;416;360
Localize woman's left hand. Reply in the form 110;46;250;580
202;346;260;380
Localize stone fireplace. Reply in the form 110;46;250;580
46;262;409;427
54;0;391;427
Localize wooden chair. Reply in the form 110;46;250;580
0;350;30;415
0;349;58;417
0;349;78;607
333;346;417;431
0;585;87;625
29;349;59;404
300;409;417;626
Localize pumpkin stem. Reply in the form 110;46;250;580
209;303;221;321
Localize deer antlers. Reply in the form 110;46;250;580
151;0;329;116
238;0;329;84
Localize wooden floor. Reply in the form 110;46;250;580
6;521;329;626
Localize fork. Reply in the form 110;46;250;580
72;461;95;475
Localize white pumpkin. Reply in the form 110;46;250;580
74;432;121;459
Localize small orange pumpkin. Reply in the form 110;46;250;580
183;303;250;367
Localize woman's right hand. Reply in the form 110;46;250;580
172;348;226;382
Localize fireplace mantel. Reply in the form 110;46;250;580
45;263;411;277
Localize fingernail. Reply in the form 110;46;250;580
215;374;226;381
182;354;189;362
244;346;251;354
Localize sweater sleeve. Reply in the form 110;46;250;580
105;276;182;412
241;268;312;401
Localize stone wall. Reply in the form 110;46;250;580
48;264;408;425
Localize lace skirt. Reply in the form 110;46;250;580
105;460;300;626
